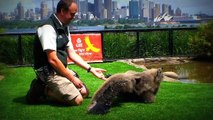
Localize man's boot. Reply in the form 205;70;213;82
26;78;47;104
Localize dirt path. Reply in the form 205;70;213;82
0;75;4;81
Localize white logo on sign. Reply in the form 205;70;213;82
76;38;83;47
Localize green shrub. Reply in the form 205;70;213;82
0;35;34;64
174;30;196;55
188;20;213;58
0;36;19;64
139;31;168;57
22;35;34;64
103;33;137;59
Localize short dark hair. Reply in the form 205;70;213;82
56;0;75;13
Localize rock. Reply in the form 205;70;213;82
163;71;179;79
131;58;145;65
163;76;180;82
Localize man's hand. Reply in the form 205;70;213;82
72;77;84;88
90;68;107;80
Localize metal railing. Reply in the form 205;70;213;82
0;27;197;65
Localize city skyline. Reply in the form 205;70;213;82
0;0;213;16
113;0;213;16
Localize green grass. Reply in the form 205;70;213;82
0;62;213;120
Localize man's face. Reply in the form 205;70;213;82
63;3;77;25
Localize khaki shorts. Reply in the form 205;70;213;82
46;70;81;102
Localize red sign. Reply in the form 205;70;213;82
68;33;103;63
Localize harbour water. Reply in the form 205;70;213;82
146;60;213;83
5;26;105;34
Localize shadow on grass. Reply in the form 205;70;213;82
113;97;149;106
13;96;26;104
13;95;92;107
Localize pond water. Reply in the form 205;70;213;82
145;60;213;83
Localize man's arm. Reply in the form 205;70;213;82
67;48;91;70
46;50;83;88
67;48;107;80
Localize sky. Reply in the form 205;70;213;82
0;0;213;15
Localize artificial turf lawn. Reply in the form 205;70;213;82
0;62;213;120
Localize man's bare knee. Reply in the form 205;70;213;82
70;95;83;106
81;85;89;98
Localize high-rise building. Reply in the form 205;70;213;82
113;6;128;19
112;1;118;18
154;3;160;19
149;1;154;20
140;0;155;21
175;7;182;16
139;0;144;19
103;8;107;19
75;0;80;12
25;9;34;20
41;1;49;20
143;0;149;20
16;2;25;20
79;0;88;14
168;5;174;15
162;4;169;14
112;1;118;10
120;6;128;18
104;0;112;19
35;8;40;14
88;2;95;15
94;0;103;18
129;0;139;19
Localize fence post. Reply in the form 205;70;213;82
101;32;105;61
18;35;23;64
136;31;140;58
168;29;174;56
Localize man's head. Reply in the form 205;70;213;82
56;0;78;25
